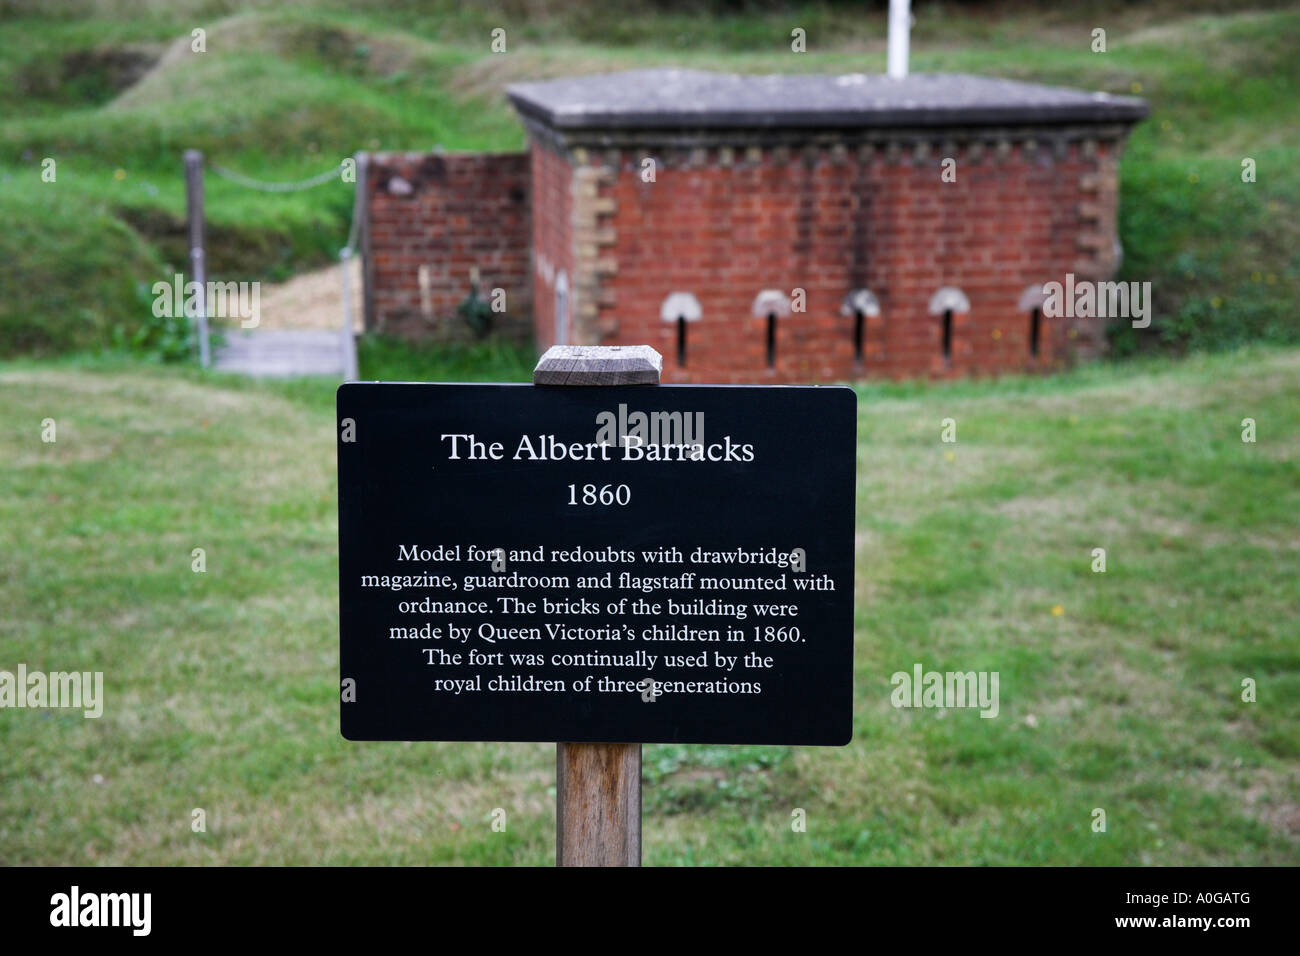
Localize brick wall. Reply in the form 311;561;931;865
531;133;1126;383
529;144;575;352
362;151;532;343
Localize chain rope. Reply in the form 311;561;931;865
207;158;361;254
208;161;344;193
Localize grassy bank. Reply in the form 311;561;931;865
1;344;1296;864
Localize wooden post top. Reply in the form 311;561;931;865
533;345;662;386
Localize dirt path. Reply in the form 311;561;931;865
255;257;363;332
210;259;362;378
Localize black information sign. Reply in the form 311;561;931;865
338;383;856;745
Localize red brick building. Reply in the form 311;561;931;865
362;68;1146;382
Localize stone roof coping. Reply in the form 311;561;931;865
507;68;1149;131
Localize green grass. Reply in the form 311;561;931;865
356;335;536;384
1;345;1296;864
0;187;164;354
1;2;1298;354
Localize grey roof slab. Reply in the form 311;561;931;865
507;68;1148;130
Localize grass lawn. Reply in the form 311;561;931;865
1;344;1296;864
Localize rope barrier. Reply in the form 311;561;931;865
208;161;344;192
196;152;362;378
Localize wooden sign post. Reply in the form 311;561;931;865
555;740;641;866
535;345;662;867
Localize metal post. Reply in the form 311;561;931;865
534;344;662;867
354;153;375;333
888;0;911;80
184;149;210;368
339;247;359;381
